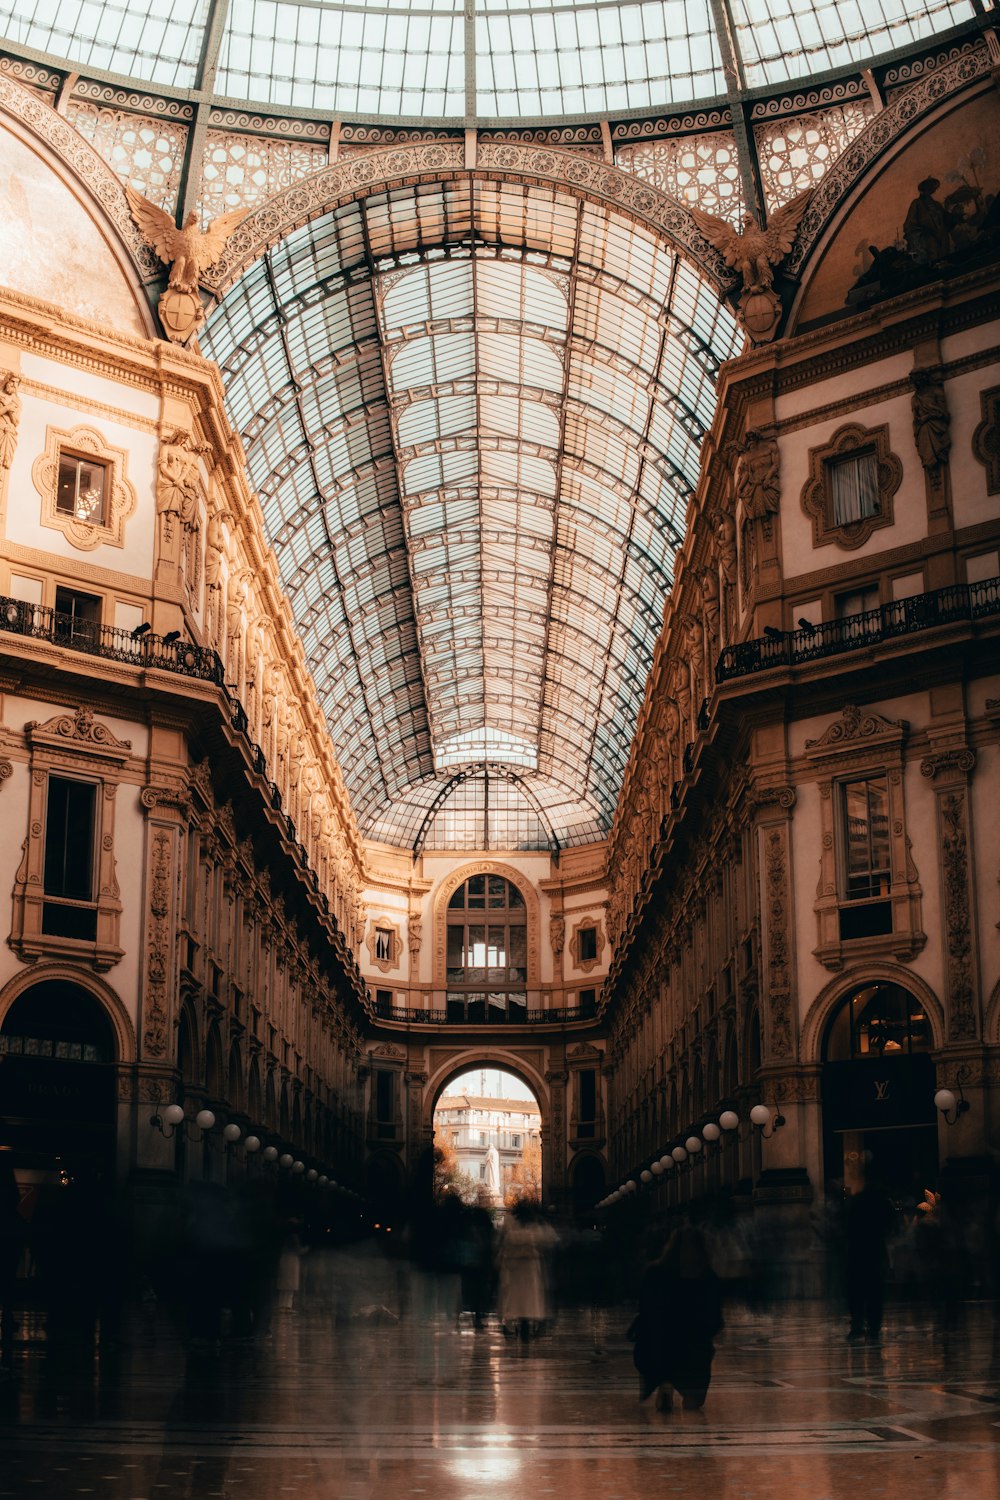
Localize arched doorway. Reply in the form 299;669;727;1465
822;981;937;1204
432;1066;542;1209
0;980;119;1283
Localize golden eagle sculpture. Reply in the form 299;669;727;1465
125;188;249;343
690;189;811;343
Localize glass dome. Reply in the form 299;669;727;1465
0;0;978;124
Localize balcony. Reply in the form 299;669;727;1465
716;577;1000;683
0;596;225;682
373;999;596;1027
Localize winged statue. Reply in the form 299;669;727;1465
125;188;248;293
689;189;812;342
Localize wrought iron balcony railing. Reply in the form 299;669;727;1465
373;999;596;1026
0;596;225;682
716;576;999;683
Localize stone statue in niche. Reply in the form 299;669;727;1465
711;508;737;586
699;566;721;657
0;372;21;473
408;916;422;959
550;914;565;958
226;569;250;686
690;190;811;343
734;430;780;521
911;368;951;482
680;614;705;708
157;429;206;549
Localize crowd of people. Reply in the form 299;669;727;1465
1;1153;997;1402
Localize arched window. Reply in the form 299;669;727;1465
446;874;527;1022
824;983;931;1061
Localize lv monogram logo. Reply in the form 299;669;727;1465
874;1079;890;1102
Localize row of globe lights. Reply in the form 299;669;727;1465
153;1104;361;1197
596;1106;784;1210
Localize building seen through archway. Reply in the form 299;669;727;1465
433;1066;542;1208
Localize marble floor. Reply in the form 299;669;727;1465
1;1256;999;1500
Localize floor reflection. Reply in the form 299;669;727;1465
0;1248;999;1498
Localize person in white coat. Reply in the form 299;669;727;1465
497;1200;557;1339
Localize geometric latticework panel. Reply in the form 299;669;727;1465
755;102;875;213
64;101;187;212
197;132;329;223
615;132;745;225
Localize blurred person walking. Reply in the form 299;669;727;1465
632;1226;723;1411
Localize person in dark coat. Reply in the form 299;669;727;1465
632;1226;723;1410
845;1175;894;1343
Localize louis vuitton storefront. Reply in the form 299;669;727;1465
822;983;939;1206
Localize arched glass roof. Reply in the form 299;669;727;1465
0;0;977;122
201;177;742;848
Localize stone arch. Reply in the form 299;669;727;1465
0;963;135;1064
432;860;541;994
800;964;946;1064
423;1048;549;1137
202;143;733;299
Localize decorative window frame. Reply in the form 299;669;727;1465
366;916;401;974
570;917;605;973
972;383;1000;494
800;422;902;550
432;860;539;995
9;707;130;971
804;705;924;972
32;424;138;552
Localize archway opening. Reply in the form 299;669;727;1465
433;1066;541;1211
822;981;937;1207
0;981;118;1282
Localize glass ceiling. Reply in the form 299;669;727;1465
201;178;742;848
0;0;977;122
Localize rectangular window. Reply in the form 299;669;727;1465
579;988;597;1016
829;451;879;526
44;776;95;901
56;451;107;524
835;584;880;620
579;926;598;962
375;1069;394;1123
840;776;891;901
54;586;102;645
374;927;393;962
42;775;98;940
511;1134;521;1149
